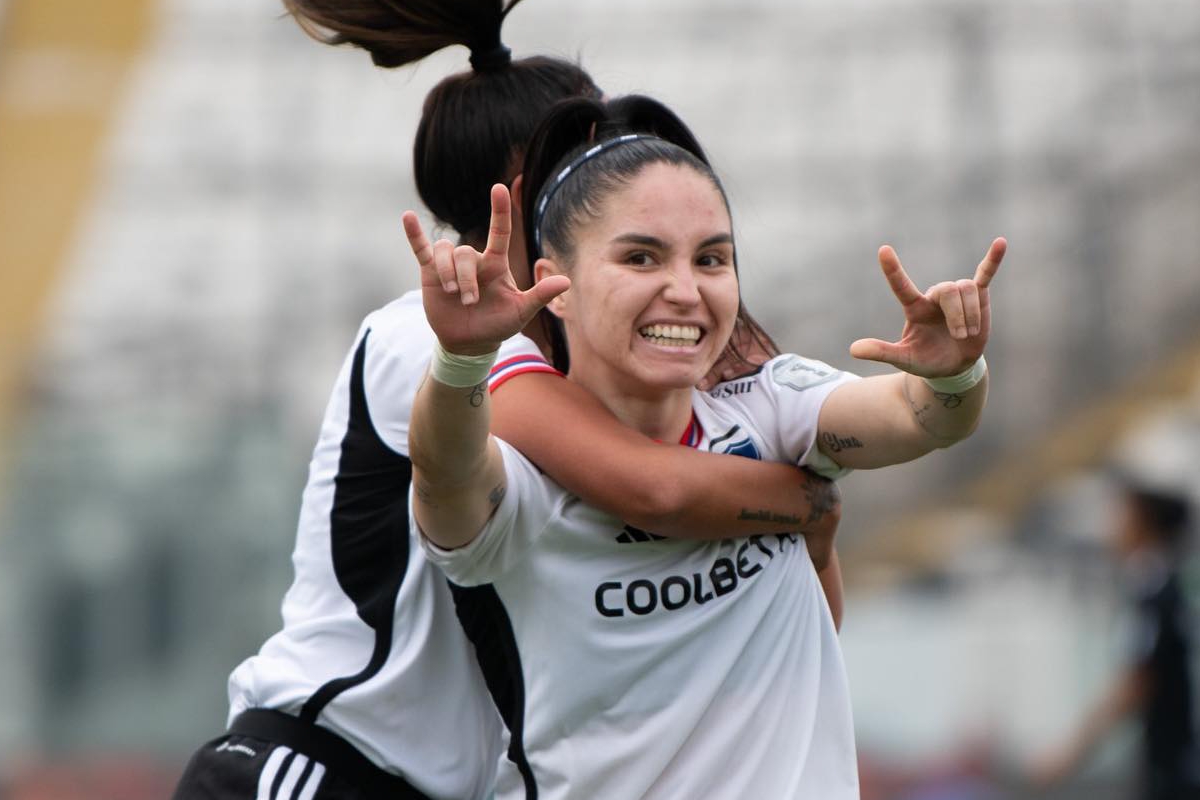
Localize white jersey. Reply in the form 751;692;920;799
423;354;862;800
227;290;557;800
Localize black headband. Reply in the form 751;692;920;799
531;133;657;256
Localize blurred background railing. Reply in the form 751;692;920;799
1;0;1198;798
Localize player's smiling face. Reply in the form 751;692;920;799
543;162;740;399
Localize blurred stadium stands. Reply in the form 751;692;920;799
0;0;1198;798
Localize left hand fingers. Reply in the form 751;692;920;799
973;237;1006;288
929;281;970;340
957;279;981;336
877;245;925;310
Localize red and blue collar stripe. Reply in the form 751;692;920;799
487;354;562;393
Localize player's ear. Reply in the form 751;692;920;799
510;174;525;220
535;257;569;319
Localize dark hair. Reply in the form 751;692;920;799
520;95;779;372
1127;484;1193;549
522;96;719;265
282;0;600;242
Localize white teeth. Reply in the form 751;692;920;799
638;324;701;345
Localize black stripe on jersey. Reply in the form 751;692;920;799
616;524;666;544
449;583;538;800
707;425;743;452
301;330;414;723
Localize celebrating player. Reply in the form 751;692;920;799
407;94;1005;799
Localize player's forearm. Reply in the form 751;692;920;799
816;371;987;470
492;374;841;540
411;375;493;482
900;371;987;447
409;374;505;549
649;457;842;544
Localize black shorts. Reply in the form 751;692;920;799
171;710;432;800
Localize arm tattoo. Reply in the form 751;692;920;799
904;377;962;441
820;431;864;453
738;508;802;525
802;476;840;526
932;390;964;409
415;480;438;509
487;483;506;508
468;382;486;408
903;376;936;436
736;474;840;528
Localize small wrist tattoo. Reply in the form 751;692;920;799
932;391;964;409
468;383;486;408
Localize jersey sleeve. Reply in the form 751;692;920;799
356;298;437;456
419;438;564;586
713;354;859;479
487;334;562;393
766;355;860;478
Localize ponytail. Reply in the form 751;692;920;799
282;0;522;71
283;0;599;242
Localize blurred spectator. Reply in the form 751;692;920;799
1031;476;1199;800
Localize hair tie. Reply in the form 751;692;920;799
532;134;656;256
470;42;512;73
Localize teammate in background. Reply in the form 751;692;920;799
171;2;846;799
1031;478;1199;800
407;94;1006;799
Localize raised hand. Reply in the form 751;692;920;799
403;184;570;356
849;238;1005;378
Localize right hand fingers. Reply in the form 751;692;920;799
403;211;461;294
515;274;571;324
454;245;481;305
433;239;458;294
482;184;512;264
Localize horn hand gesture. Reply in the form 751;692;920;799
849;238;1006;377
403;184;570;356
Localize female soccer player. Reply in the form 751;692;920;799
407;95;1005;799
172;4;846;799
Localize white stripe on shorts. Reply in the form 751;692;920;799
256;746;290;800
294;761;326;800
275;752;310;800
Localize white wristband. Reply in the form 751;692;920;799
922;356;987;394
429;341;499;388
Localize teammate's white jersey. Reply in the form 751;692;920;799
423;354;862;800
227;290;556;800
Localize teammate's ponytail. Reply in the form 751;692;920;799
283;0;599;243
281;0;517;70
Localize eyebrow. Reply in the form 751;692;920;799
611;232;734;248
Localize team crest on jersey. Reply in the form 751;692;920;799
708;425;762;461
770;354;841;392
